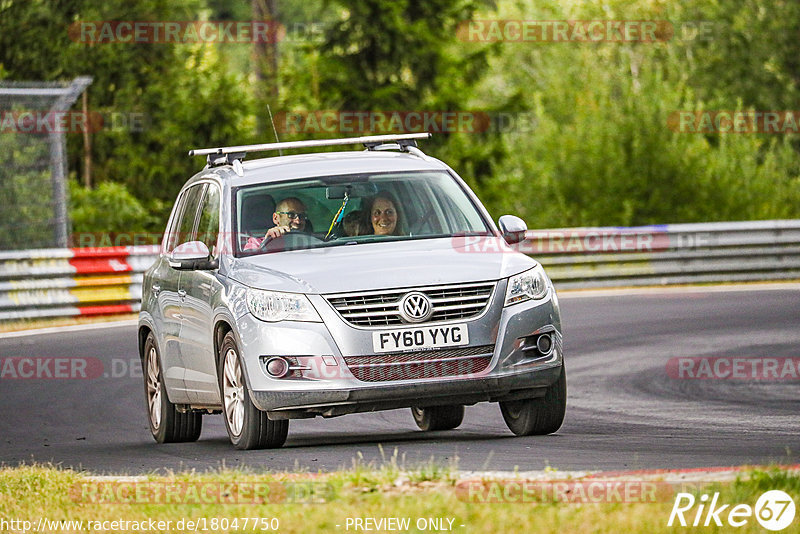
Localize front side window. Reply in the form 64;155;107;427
234;171;491;256
165;184;206;253
196;184;221;256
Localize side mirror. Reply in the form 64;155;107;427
498;215;527;244
168;241;218;270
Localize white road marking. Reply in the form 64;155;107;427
0;319;137;339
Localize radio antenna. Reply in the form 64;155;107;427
266;104;283;156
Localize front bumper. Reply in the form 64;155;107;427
251;362;562;418
235;282;563;416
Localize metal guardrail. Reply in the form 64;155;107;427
523;220;800;289
0;246;158;321
0;220;798;322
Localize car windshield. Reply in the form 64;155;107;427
234;170;492;255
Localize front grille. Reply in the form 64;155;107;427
325;281;496;327
344;344;494;382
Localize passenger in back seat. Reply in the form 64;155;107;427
343;210;367;236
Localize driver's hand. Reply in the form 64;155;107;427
265;225;291;239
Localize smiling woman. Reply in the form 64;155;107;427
367;191;403;236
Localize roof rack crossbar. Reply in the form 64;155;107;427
188;133;431;158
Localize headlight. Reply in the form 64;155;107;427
246;288;322;322
505;265;549;306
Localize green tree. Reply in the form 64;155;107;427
461;0;800;226
678;0;800;111
317;0;489;110
0;0;255;231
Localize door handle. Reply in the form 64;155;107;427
151;284;161;296
178;289;186;299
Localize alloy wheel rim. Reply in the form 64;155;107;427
223;348;245;437
146;347;162;430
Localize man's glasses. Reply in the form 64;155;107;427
277;211;308;221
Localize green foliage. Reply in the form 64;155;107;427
679;0;800;111
457;0;800;227
318;0;488;110
0;134;56;250
0;0;254;234
68;180;153;235
1;0;799;248
92;43;255;226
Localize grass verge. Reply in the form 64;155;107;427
1;462;799;533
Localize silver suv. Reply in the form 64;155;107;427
138;134;565;450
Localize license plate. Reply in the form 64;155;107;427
372;324;469;353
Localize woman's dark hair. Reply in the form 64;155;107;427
363;190;403;235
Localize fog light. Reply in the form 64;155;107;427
536;333;553;355
265;357;290;378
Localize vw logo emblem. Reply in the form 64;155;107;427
399;292;433;323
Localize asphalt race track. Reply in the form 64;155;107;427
1;286;798;474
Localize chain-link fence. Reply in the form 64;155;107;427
0;77;92;250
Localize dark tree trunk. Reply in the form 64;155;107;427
252;0;280;136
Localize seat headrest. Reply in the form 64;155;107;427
241;193;276;234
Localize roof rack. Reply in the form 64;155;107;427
189;133;432;167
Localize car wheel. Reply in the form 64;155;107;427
500;365;566;436
411;405;465;431
143;333;202;443
218;332;288;450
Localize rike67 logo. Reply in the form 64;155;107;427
668;490;796;531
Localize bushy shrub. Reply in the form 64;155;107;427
68;180;155;245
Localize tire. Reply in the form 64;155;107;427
143;333;202;443
411;405;465;431
218;332;288;450
499;365;566;436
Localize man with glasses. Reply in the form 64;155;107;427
243;197;309;251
